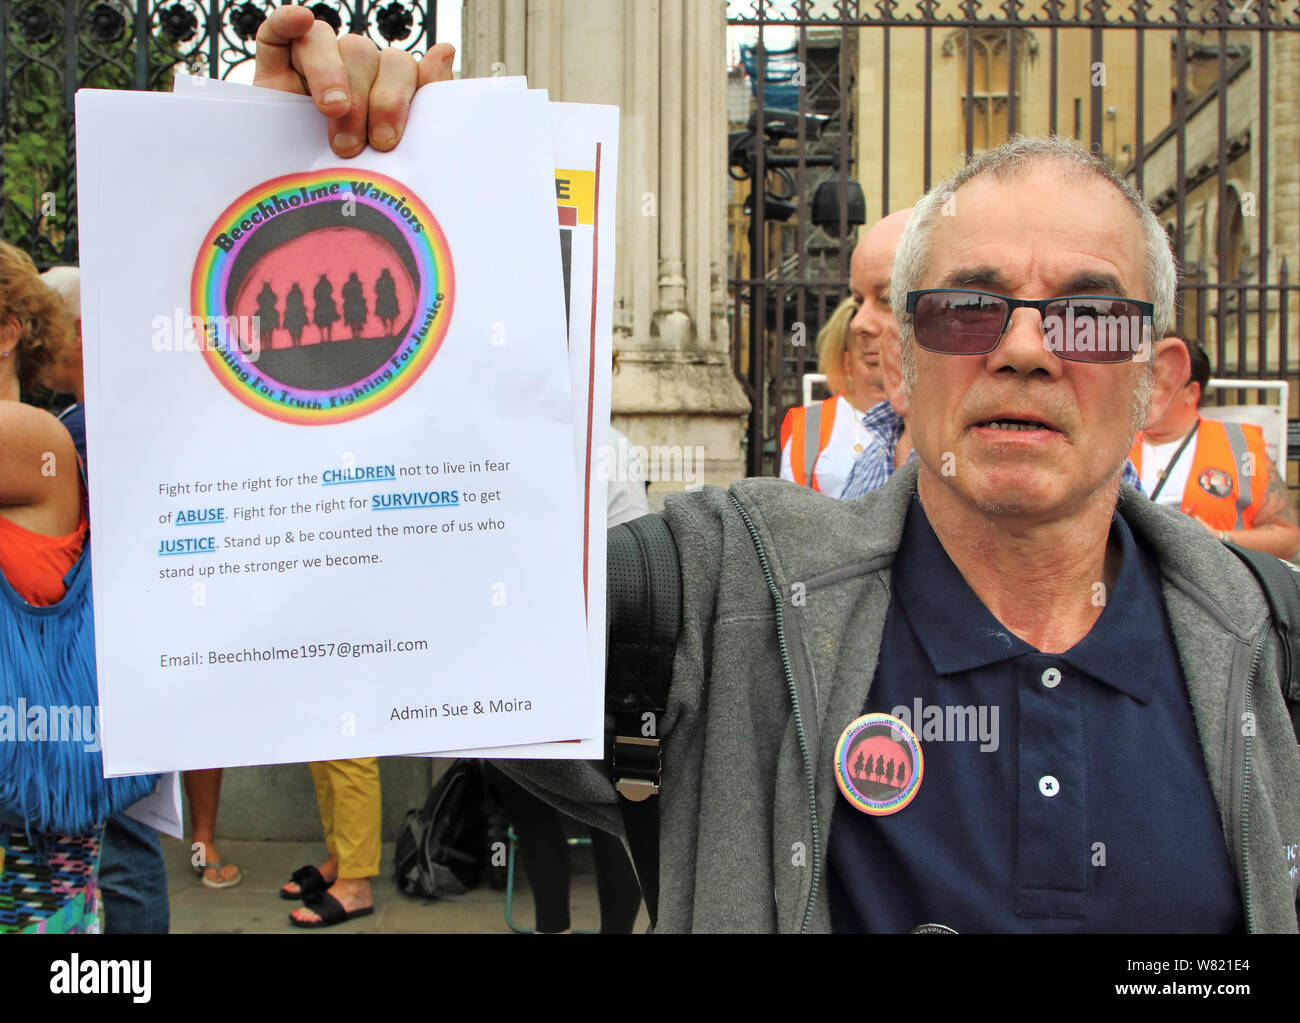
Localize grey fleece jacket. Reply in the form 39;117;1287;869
496;460;1300;933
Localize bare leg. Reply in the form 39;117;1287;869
184;768;239;886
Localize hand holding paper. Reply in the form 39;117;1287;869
252;4;456;156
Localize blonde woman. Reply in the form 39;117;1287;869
779;297;884;497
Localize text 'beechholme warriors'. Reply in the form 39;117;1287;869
191;169;455;426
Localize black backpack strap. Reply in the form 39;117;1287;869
1223;542;1300;743
606;513;682;929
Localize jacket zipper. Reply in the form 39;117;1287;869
1239;630;1263;932
729;494;822;933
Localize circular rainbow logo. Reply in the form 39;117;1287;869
834;712;924;816
191;169;453;425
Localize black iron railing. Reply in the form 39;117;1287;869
728;0;1300;477
0;1;437;267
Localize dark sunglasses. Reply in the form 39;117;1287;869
905;288;1155;364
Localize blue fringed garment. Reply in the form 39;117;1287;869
0;538;156;834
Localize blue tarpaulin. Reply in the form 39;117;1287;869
740;43;801;111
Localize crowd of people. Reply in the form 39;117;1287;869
2;4;1297;935
0;247;649;934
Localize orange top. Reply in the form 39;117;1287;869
780;395;842;491
1129;416;1271;531
0;507;88;606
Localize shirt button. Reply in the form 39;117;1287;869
1041;667;1062;689
1039;775;1060;797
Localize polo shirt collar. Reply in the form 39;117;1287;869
893;497;1158;703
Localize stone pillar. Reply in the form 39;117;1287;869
463;0;750;498
1269;35;1300;403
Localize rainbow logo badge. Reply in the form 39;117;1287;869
191;169;453;425
834;712;924;816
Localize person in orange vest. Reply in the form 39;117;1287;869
778;298;866;496
1130;337;1300;558
779;212;911;496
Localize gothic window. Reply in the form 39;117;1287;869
946;29;1035;153
1220;187;1248;286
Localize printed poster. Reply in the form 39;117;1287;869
76;83;589;774
172;75;620;760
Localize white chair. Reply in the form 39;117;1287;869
1200;378;1289;468
801;372;829;407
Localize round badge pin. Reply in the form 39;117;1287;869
834;712;924;816
1197;468;1234;498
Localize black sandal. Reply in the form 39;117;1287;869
279;864;330;901
288;891;374;928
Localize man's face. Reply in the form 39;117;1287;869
843;332;885;408
847;212;908;409
885;165;1184;522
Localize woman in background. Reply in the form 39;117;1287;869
778;296;884;497
0;240;106;932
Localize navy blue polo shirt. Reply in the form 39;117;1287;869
827;497;1242;933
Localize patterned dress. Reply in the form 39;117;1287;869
0;825;102;933
0;500;103;934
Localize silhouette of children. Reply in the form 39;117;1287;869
374;268;400;337
283;284;309;346
342;272;367;340
313;274;339;342
255;282;279;348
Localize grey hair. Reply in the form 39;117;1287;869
39;265;81;318
893;136;1177;388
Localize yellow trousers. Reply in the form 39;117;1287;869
308;758;381;879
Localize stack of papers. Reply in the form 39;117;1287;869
74;74;619;792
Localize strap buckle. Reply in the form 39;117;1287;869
612;735;661;802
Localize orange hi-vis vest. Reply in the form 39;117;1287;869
780;396;840;491
1129;416;1270;531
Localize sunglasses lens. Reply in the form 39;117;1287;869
1043;298;1148;364
913;291;1008;354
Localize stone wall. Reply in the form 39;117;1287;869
464;0;751;498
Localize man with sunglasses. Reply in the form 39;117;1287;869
257;15;1299;933
1130;338;1300;559
669;135;1288;933
813;142;1294;933
530;136;1295;933
839;220;1150;499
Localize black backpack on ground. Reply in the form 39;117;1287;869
394;759;492;899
